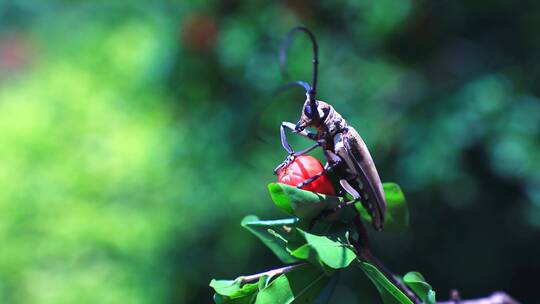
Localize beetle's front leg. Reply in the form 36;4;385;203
279;121;317;153
274;122;322;174
279;121;317;156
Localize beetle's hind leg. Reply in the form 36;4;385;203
338;178;369;209
307;175;355;230
339;179;361;201
307;179;361;230
338;178;385;230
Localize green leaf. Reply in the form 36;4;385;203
268;183;296;215
210;278;259;304
269;182;409;232
257;275;271;291
256;264;331;304
209;279;258;297
213;293;255;304
268;183;352;225
426;290;437;304
355;183;409;232
287;229;356;270
403;272;436;303
358;261;413;304
241;215;299;264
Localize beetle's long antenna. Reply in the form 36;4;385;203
279;26;319;102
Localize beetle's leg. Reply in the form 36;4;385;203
308;176;362;230
274;145;317;174
274;122;322;174
319;180;361;213
339;179;361;199
329;134;364;206
306;153;344;229
280;121;317;153
273;156;292;174
292;141;323;157
336;177;374;211
296;161;338;189
280;122;295;154
338;177;384;230
273;141;323;174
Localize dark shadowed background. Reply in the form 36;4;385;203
0;0;539;303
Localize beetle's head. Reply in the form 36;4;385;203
295;94;331;131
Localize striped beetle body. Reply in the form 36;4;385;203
274;27;387;230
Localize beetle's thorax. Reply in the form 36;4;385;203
316;104;348;139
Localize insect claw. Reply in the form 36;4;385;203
274;154;297;174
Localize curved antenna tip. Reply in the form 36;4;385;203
279;26;319;96
275;81;312;95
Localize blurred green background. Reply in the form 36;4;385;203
0;0;539;303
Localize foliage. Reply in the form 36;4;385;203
269;182;409;232
210;184;436;303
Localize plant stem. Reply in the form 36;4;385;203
350;215;422;304
348;215;520;304
240;263;305;283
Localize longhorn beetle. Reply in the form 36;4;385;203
273;26;387;231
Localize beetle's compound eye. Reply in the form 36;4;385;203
304;105;313;118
